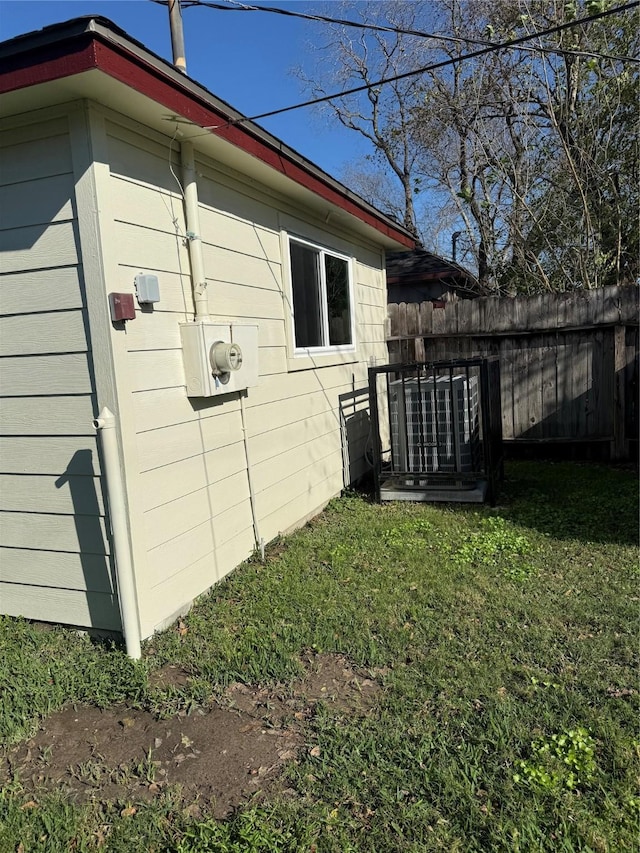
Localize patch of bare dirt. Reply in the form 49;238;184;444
0;654;382;818
147;663;192;690
1;704;300;818
223;652;381;722
296;652;381;710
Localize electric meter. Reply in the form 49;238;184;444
180;322;258;397
210;341;243;375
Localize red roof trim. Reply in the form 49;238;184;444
2;26;414;248
92;42;412;246
0;38;97;94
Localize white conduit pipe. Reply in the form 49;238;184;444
93;407;142;659
180;138;263;562
181;140;209;322
239;394;265;562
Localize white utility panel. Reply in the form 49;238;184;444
134;273;160;304
180;322;259;397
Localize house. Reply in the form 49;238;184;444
386;248;481;305
0;17;414;654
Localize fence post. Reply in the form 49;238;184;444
611;325;627;461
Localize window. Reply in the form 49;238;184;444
289;237;354;352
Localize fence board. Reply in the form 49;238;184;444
620;286;639;323
512;344;529;438
406;303;419;338
387;302;398;331
484;296;500;331
541;340;557;440
431;305;446;336
386;285;638;454
525;339;544;439
603;329;617;437
625;326;638;439
457;299;472;335
397;303;407;339
602;286;621;325
612;325;627;459
588;330;602;437
576;332;593;438
418;300;433;337
528;295;546;332
444;300;457;332
555;336;572;439
499;341;515;440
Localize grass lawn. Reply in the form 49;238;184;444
1;460;638;852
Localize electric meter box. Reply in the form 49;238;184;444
180;322;259;397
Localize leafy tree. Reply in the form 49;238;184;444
301;0;639;293
296;1;429;241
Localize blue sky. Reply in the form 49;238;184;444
0;0;372;182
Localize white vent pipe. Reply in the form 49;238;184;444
167;1;207;321
93;407;142;659
181;140;209;322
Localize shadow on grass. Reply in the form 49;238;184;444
498;460;638;547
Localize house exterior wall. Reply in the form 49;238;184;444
100;113;388;638
0;102;391;641
0;113;120;629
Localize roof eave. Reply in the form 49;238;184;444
0;16;415;250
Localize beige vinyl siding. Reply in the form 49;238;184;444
0;116;119;630
104;118;388;637
105;120;219;634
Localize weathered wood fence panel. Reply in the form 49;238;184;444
387;285;638;459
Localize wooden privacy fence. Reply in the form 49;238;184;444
387;285;638;460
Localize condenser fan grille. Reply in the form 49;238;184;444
389;374;481;474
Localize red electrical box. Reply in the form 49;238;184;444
109;292;136;322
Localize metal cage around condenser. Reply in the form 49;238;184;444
368;357;503;504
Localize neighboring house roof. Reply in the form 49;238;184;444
386;249;484;301
0;16;415;251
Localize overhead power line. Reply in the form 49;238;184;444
231;1;640;125
149;0;639;127
162;0;640;65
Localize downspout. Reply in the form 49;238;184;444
168;2;262;557
181;139;264;553
181;147;264;553
94;407;142;659
167;1;209;322
181;140;210;322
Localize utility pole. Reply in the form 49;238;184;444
168;0;187;74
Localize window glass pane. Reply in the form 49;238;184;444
290;241;322;347
325;254;352;345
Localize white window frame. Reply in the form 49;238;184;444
287;234;356;357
